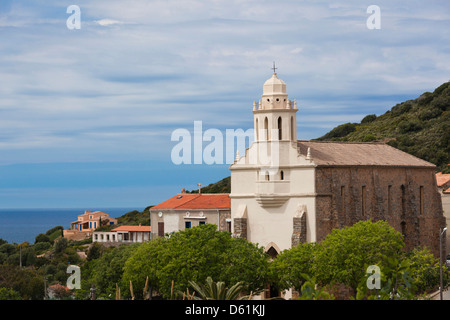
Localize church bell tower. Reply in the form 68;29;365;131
253;64;298;143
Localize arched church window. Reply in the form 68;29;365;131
267;246;278;259
264;117;269;140
280;170;284;180
277;117;282;140
255;118;259;141
401;221;406;238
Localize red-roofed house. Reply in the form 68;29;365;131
150;192;231;238
437;173;450;256
436;172;450;194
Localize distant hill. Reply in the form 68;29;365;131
186;176;231;194
316;81;450;173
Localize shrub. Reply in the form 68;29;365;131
0;287;22;300
35;233;51;244
54;237;68;254
46;226;63;236
361;114;377;124
362;133;377;142
318;123;357;140
398;119;422;134
418;107;442;121
391;103;412;116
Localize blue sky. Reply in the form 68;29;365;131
0;0;449;209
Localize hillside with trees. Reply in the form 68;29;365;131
316;81;450;173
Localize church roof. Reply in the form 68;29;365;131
151;193;230;210
297;141;436;168
263;73;286;95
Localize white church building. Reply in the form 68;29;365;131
230;71;315;256
229;70;445;298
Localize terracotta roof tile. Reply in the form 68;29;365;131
112;225;151;232
297;141;435;167
436;173;450;187
151;193;230;210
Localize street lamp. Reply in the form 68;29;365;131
440;227;447;300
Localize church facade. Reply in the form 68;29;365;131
229;72;445;261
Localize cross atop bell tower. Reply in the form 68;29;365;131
271;61;278;74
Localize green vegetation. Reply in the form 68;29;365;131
270;220;447;300
186;176;231;194
1;219;445;300
122;224;269;299
316;81;450;172
181;276;252;300
116;206;152;226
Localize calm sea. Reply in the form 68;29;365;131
0;208;139;244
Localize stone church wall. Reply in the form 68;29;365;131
314;166;445;257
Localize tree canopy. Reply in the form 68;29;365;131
122;224;270;299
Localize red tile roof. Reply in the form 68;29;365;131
436;173;450;187
151;193;230;210
112;225;151;232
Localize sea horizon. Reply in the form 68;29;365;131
0;207;144;244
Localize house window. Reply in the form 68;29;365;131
89;222;92;229
185;221;192;229
199;221;206;226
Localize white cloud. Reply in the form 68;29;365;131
95;19;123;26
0;0;449;166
